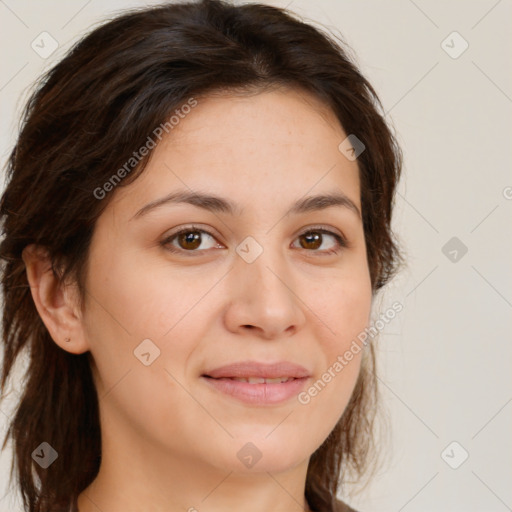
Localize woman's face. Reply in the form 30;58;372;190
80;87;372;475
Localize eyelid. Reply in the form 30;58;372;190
163;224;220;240
295;224;348;244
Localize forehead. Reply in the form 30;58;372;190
109;87;361;218
170;86;344;147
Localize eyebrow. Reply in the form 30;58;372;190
131;189;361;220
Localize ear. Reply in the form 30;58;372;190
22;244;90;355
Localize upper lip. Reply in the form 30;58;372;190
203;361;311;379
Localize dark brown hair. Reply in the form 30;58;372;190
0;1;403;511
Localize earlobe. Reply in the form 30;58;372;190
21;244;89;355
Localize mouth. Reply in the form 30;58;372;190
201;361;311;405
204;376;297;384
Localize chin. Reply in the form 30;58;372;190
232;455;307;475
211;434;310;474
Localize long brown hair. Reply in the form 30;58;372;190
0;1;403;511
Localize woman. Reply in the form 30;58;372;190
0;1;403;511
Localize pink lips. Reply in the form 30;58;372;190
202;361;311;405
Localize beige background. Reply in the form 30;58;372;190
1;1;511;511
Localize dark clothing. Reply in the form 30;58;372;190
335;498;359;512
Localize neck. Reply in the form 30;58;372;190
77;409;312;512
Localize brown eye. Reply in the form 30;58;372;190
177;230;202;250
292;229;347;255
161;227;222;254
298;232;322;250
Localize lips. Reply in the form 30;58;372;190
201;361;311;405
203;361;311;380
223;376;294;384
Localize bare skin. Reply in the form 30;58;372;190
23;87;372;512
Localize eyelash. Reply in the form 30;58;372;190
160;224;349;256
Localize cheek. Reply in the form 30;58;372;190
303;264;372;408
81;248;221;396
84;242;211;342
314;266;373;351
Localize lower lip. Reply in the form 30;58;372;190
202;376;309;405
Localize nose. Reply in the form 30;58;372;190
223;243;307;339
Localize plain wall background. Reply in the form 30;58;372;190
1;1;511;511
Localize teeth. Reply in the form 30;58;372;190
246;377;265;384
230;377;293;384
